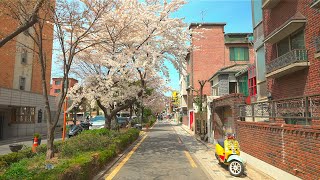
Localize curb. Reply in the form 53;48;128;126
93;131;147;180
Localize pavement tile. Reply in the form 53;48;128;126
172;122;274;180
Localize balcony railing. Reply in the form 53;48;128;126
315;36;320;53
239;94;320;125
266;49;308;74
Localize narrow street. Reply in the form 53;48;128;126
102;120;272;180
103;121;210;180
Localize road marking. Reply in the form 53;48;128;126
184;151;198;168
177;136;182;144
105;135;147;180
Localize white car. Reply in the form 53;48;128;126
89;115;106;129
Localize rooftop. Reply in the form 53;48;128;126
209;64;249;81
189;22;226;29
225;33;253;44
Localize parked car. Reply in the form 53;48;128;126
89;115;105;130
117;117;129;128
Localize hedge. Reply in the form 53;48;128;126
0;128;140;180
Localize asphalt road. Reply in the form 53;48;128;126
105;121;210;180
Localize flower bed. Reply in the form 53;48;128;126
0;128;140;180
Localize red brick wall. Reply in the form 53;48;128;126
191;25;226;95
264;0;320;99
0;4;19;89
190;25;255;96
237;121;320;180
0;1;54;94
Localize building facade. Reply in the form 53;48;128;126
0;2;55;140
186;23;255;131
237;1;320;179
50;78;78;97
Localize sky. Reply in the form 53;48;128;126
51;0;254;93
165;0;253;93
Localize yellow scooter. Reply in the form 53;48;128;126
215;133;245;177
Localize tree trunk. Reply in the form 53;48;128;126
46;126;55;159
104;114;111;129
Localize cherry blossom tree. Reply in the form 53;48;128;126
68;0;190;129
1;0;114;159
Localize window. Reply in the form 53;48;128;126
277;37;290;57
186;74;190;87
55;81;61;85
238;75;248;96
54;89;61;93
277;30;305;57
12;106;35;123
21;49;27;64
229;82;237;94
212;86;219;96
19;76;26;90
248;65;257;96
230;47;249;61
291;30;305;50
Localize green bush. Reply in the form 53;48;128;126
59;133;112;157
81;128;118;137
0;147;33;170
1;128;140;180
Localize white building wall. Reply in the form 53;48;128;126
0;87;59;139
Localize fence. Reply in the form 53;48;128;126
239;94;320;125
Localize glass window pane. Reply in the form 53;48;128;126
277;37;290;57
291;30;305;50
257;47;266;82
230;48;235;60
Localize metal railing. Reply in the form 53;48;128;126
239;94;320;124
266;49;308;73
315;36;320;53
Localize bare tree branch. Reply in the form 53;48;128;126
0;0;45;47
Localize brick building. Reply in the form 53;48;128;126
184;23;255;135
50;78;78;97
237;0;320;179
0;2;56;140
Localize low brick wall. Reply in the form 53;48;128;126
236;121;320;180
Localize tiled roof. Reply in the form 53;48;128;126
209;64;249;81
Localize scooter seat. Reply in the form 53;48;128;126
217;139;225;148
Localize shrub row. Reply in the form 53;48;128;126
0;140;62;171
0;128;140;180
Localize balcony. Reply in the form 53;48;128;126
315;36;320;58
266;49;309;78
262;0;281;9
311;0;320;8
264;14;306;44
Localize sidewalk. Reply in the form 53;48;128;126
0;132;62;155
172;122;274;180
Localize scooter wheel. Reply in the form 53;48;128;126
229;160;244;177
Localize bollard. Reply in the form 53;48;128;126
32;137;38;153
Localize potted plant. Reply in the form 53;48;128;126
33;133;42;145
9;144;23;152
